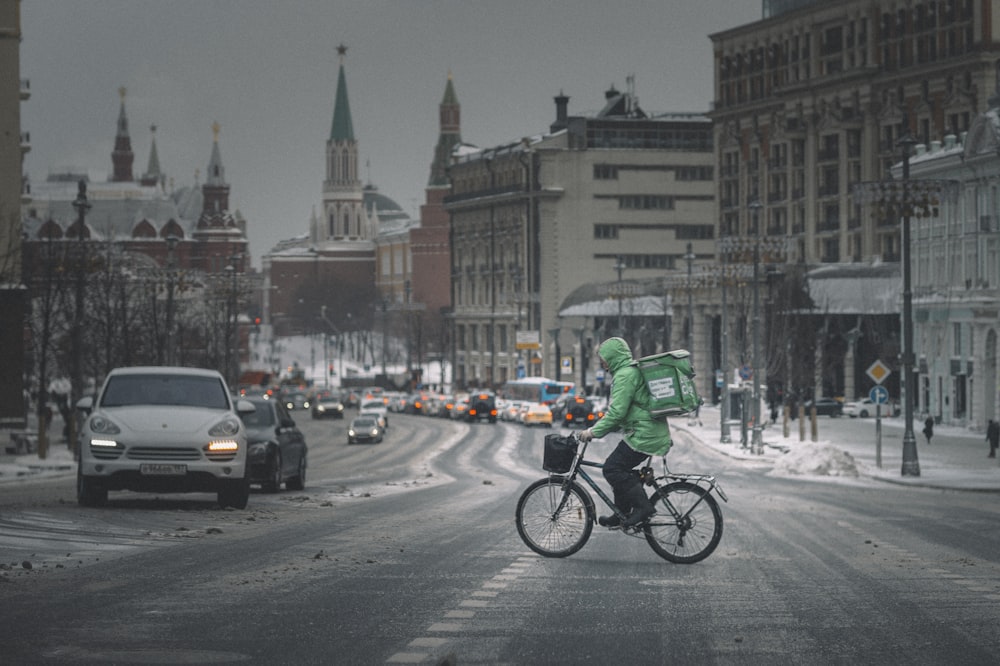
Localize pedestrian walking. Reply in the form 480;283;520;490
922;416;934;445
986;419;999;458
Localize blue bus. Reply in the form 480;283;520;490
499;377;574;405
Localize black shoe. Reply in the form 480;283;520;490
598;514;622;528
620;484;656;528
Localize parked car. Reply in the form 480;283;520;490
348;416;384;444
844;398;900;418
522;403;553;427
241;396;307;492
803;397;843;417
311;390;345;419
76;366;255;508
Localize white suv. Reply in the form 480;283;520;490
77;366;255;508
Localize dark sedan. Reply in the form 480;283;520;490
241;397;308;492
804;397;843;417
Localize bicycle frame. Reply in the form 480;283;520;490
553;434;728;529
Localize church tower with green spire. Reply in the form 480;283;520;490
315;44;374;245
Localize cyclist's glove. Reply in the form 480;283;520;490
578;428;594;442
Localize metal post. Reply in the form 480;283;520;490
749;199;764;455
405;280;412;390
899;132;921;477
720;261;731;443
69;180;91;457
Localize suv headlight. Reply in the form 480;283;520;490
209;417;242;437
88;414;121;435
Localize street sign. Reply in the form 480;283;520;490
869;385;889;404
866;359;891;385
560;355;574;377
516;330;540;350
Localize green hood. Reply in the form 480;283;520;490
598;337;633;374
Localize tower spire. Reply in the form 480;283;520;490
140;124;162;187
428;72;462;187
330;44;355;141
111;86;135;182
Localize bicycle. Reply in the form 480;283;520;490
515;431;727;563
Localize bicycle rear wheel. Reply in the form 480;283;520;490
644;481;723;564
515;477;594;557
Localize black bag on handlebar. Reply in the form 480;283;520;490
542;433;578;473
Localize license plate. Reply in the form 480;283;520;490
140;463;187;476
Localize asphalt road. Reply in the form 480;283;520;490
1;411;999;664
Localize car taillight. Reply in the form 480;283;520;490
470;409;478;416
565;414;572;421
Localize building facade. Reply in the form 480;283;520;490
0;0;27;427
710;0;1000;407
446;81;717;393
903;108;1000;429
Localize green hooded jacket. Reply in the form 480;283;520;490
590;337;672;456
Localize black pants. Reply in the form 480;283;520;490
602;439;650;494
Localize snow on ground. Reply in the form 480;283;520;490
768;441;862;478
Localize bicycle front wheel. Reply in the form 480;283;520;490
515;477;594;558
644;481;723;564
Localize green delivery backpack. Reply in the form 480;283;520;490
632;349;702;418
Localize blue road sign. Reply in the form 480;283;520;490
869;385;889;404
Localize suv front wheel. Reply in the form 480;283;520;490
77;466;108;507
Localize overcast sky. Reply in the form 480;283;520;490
20;0;761;268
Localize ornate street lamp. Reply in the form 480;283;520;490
69;180;91;456
853;124;959;477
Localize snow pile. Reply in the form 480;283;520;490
769;441;862;478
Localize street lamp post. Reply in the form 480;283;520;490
748;199;764;455
548;327;561;381
719;259;731;444
853;120;958;477
684;242;697;425
404;280;412;390
69;180;91;457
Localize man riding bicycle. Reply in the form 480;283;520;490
579;337;671;529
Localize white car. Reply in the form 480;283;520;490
359;399;389;429
76;366;256;508
843;398;900;418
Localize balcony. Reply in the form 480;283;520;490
20;78;30;101
20;131;30;154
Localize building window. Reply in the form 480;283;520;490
618;195;674;210
594;225;619;239
675;166;714;181
594;164;619;180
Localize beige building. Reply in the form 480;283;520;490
446;82;716;393
710;0;1000;404
710;0;994;265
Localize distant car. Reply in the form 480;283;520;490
311;390;345;419
844;398;900;418
241;397;307;492
451;398;470;420
522;403;553;427
554;395;599;428
500;400;523;422
283;391;310;411
359;399;388;429
466;391;498;423
76;366;256;509
804;397;843;417
348;416;383;444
